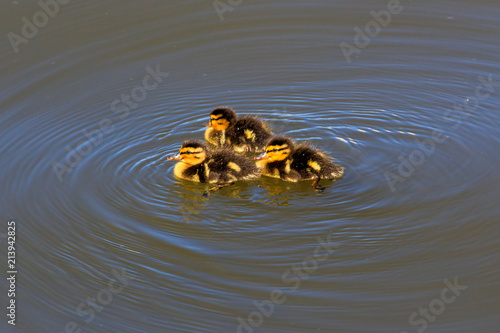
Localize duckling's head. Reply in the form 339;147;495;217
254;136;295;162
167;140;208;165
206;106;237;131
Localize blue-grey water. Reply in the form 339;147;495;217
1;0;499;332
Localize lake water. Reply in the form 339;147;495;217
1;0;499;332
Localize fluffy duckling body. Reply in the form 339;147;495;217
254;136;344;190
167;140;260;193
205;106;272;153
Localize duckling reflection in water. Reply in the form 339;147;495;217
254;135;344;191
177;192;204;223
204;106;273;153
167;140;261;196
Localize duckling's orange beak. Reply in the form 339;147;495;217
254;151;269;160
167;152;182;160
205;120;212;128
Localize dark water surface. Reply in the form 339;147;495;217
1;0;499;332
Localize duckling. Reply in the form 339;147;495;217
167;140;261;196
254;135;344;191
204;106;273;153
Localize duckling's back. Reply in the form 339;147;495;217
291;145;344;180
228;116;272;152
207;148;261;183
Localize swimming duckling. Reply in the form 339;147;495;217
204;106;273;153
167;140;261;196
254;135;344;191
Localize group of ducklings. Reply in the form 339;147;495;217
167;106;344;196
